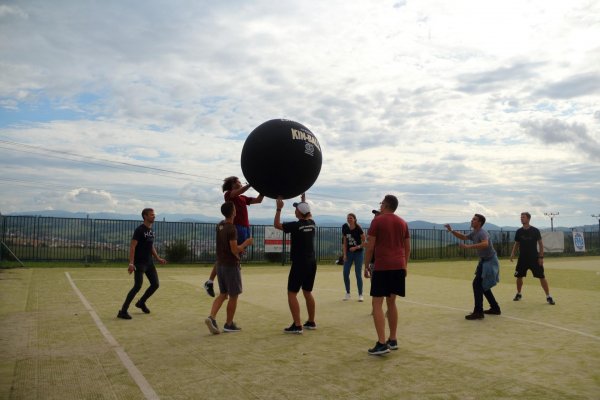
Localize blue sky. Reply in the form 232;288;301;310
0;0;599;228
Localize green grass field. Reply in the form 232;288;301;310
1;257;599;399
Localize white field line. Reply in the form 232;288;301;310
238;283;600;342
71;276;600;342
65;272;160;400
399;298;600;341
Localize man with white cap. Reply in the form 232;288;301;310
274;194;317;334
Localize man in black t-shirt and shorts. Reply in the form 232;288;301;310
510;212;555;305
274;194;317;334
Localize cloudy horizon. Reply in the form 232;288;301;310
1;0;599;229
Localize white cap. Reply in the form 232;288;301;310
292;202;311;215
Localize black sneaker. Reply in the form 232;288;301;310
283;323;303;334
465;312;485;320
205;316;220;334
303;321;317;330
483;308;501;315
117;310;132;320
547;296;555;305
368;341;390;355
204;281;215;297
223;322;241;333
513;293;522;301
135;301;150;314
386;339;398;350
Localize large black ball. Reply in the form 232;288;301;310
241;119;322;199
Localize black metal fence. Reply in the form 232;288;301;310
1;215;598;263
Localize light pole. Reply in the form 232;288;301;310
592;214;600;249
544;212;559;232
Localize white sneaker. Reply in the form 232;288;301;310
358;295;364;302
343;293;351;301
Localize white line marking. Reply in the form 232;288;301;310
65;272;160;400
400;298;600;341
78;276;599;342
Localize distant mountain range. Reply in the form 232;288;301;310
3;210;596;232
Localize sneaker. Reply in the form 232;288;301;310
358;295;364;302
547;296;555;305
205;316;220;334
204;281;215;297
223;322;241;332
483;308;501;315
465;312;485;320
513;293;522;301
303;321;317;330
386;339;398;350
117;310;132;320
135;301;150;314
368;341;390;355
283;323;303;334
343;293;351;301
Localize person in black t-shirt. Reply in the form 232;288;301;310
510;212;555;305
341;213;366;301
117;208;167;319
274;194;317;334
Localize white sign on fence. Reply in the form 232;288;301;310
572;231;586;252
542;231;564;253
264;226;290;253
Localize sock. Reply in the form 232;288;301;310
207;279;213;284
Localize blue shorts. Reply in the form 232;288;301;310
235;225;251;245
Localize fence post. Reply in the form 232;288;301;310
439;229;442;259
34;215;38;260
87;215;92;263
0;214;3;262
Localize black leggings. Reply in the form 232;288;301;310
121;264;160;311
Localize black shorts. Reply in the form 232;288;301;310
287;260;317;293
514;258;545;279
216;264;243;296
370;269;406;297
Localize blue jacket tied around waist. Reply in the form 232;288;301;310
481;255;500;291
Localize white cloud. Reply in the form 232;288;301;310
0;0;599;228
65;188;117;208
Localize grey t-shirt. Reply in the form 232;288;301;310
467;228;496;259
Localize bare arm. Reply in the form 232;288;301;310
152;246;167;264
342;236;348;260
350;232;366;252
230;238;254;259
364;235;375;278
510;242;519;262
460;239;489;250
274;197;284;230
128;239;138;274
444;224;468;240
229;184;251;198
250;194;265;204
404;237;411;266
537;238;544;265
